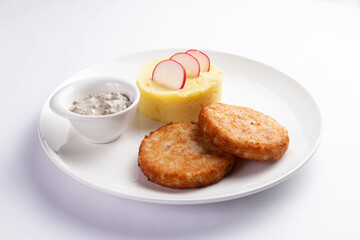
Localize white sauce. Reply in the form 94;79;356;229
69;92;132;116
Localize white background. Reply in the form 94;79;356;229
1;0;360;239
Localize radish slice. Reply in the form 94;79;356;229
152;59;186;90
185;49;210;72
170;52;200;78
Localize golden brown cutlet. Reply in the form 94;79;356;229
198;103;289;161
138;122;236;189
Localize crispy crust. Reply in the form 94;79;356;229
198;103;289;161
138;122;236;189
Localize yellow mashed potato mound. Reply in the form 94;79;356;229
136;58;222;123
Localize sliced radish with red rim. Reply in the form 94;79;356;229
170;52;200;78
185;49;210;72
152;59;186;90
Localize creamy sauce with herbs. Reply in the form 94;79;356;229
69;92;132;116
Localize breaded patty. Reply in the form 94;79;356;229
138;122;236;189
198;103;289;161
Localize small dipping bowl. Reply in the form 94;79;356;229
49;77;140;143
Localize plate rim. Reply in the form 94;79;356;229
38;49;323;205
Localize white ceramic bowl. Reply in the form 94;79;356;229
49;77;140;143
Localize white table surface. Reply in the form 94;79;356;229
1;0;360;239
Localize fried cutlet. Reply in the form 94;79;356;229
198;103;289;161
138;122;236;189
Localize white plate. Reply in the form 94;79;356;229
39;49;323;204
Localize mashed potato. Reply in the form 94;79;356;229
136;58;222;123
